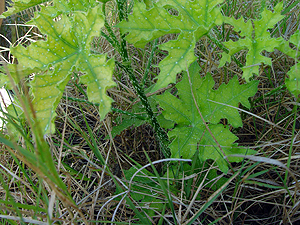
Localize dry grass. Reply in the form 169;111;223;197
0;0;300;224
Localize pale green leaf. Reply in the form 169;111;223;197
3;0;99;18
218;52;231;68
56;0;98;14
222;3;285;81
117;2;179;48
221;39;246;61
224;17;252;37
2;0;46;17
117;0;224;91
284;31;300;98
31;67;71;134
156;62;258;173
0;64;40;90
10;5;116;134
157;32;197;89
0;73;11;88
254;3;285;39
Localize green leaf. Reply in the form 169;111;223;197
2;0;99;18
2;0;45;17
0;64;39;89
31;68;71;134
219;52;232;68
282;30;300;98
0;73;11;88
286;63;300;99
55;0;98;14
156;62;258;173
120;166;171;218
10;5;116;134
221;3;285;81
117;0;224;91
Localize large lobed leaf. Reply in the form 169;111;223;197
117;0;224;91
219;3;285;82
8;4;116;134
156;62;258;172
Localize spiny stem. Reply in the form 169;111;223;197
105;0;171;158
116;62;170;158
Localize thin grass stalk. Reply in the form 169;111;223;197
128;157;193;225
157;203;167;225
145;154;178;225
0;170;27;225
64;108;152;223
184;171;240;225
0;215;47;225
285;103;298;183
62;95;147;120
181;161;216;223
1;64;90;223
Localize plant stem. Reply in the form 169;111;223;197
116;62;170;158
284;102;298;183
102;2;171;158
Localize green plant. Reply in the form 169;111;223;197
156;61;258;173
3;4;116;135
219;2;285;81
117;0;224;91
1;0;299;223
280;30;300;98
